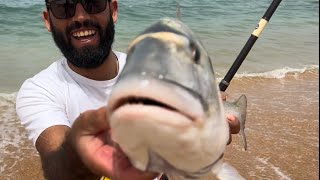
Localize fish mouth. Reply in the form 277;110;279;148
111;96;195;121
108;78;204;126
113;96;178;112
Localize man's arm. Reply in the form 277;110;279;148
36;125;99;180
36;108;158;180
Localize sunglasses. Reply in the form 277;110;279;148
46;0;109;19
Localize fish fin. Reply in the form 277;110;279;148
239;129;248;151
235;94;248;151
212;161;246;180
235;94;247;121
215;162;246;180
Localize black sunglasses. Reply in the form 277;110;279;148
46;0;109;19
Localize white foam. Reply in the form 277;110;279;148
0;93;17;124
0;92;27;167
256;157;292;180
236;65;319;79
216;65;319;81
0;92;17;105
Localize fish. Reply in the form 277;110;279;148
224;95;248;151
107;18;247;180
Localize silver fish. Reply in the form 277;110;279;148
108;18;247;180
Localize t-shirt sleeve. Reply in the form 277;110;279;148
16;78;70;145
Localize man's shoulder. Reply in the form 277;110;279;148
114;51;127;72
38;59;61;75
114;51;127;61
18;58;68;93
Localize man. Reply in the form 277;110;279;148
16;0;240;179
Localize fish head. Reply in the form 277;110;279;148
122;18;219;103
108;18;230;178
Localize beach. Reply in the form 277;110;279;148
223;69;319;179
0;0;319;179
1;68;318;179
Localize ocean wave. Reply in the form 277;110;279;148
0;92;17;105
0;0;43;8
1;66;319;95
234;65;319;79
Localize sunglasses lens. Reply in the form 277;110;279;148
50;0;76;19
49;0;107;19
82;0;107;14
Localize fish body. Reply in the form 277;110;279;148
108;18;246;179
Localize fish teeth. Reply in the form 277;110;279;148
72;30;96;38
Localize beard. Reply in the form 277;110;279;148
50;14;115;69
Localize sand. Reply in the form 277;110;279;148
0;70;318;179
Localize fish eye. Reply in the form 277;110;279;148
190;42;200;64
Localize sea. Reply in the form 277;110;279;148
0;0;319;179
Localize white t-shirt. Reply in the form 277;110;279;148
16;51;127;145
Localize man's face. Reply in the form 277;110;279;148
48;2;115;69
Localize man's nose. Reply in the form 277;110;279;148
72;3;90;22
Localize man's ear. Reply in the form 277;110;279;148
43;10;51;32
110;0;118;23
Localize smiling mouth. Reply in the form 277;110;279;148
72;30;97;40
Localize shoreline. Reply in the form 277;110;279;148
0;70;319;179
0;66;318;95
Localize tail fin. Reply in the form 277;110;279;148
235;95;248;151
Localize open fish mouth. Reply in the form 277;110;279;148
113;96;178;113
108;78;205;126
111;95;200;122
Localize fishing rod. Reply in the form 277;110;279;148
219;0;282;92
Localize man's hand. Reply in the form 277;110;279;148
69;107;158;180
220;92;241;145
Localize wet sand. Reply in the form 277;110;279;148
205;69;319;179
0;104;44;180
0;70;318;180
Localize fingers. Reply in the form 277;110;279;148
68;107;157;179
88;143;115;176
73;106;110;136
220;91;228;101
69;106;110;155
112;145;159;180
226;115;240;145
227;115;240;134
67;107;114;176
